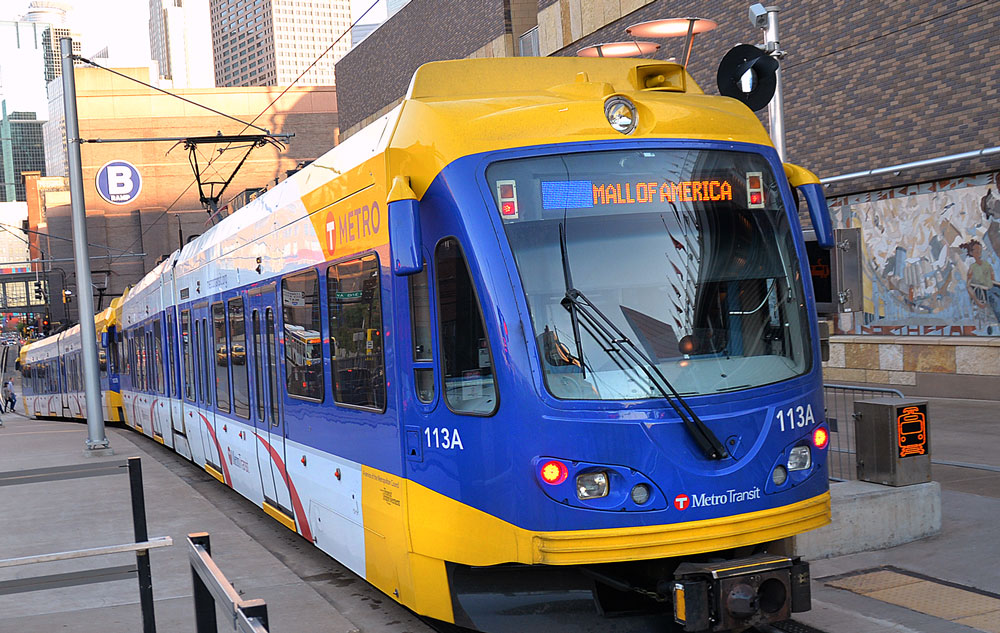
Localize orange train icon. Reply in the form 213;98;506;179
897;406;927;457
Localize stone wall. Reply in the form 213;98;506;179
824;335;1000;399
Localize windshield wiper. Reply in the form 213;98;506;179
560;288;730;461
558;222;587;378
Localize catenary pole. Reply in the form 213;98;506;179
61;37;110;452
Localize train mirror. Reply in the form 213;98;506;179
784;163;834;249
716;44;778;112
388;176;423;275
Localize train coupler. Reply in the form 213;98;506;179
671;554;810;632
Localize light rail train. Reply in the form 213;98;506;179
20;57;834;633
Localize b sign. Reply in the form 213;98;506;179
96;160;142;205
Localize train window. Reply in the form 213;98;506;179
410;266;433;362
181;310;194;401
252;310;265;422
327;254;385;410
229;297;250;419
153;319;164;394
282;269;323;401
212;303;231;413
202;318;212;407
435;238;498;415
194;320;203;403
166;312;177;397
266;308;280;426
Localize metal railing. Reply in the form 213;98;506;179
188;533;270;633
0;457;171;632
823;384;904;481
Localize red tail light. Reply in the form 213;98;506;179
813;426;829;449
540;460;568;485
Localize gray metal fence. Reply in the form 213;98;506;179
822;383;905;481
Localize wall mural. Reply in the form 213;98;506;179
828;171;1000;336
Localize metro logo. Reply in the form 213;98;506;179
674;494;690;510
308;197;387;259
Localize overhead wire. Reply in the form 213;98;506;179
105;0;381;266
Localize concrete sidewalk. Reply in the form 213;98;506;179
0;412;428;633
795;396;1000;633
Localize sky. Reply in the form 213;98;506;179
0;0;387;66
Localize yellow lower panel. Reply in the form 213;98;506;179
263;501;296;532
153;435;165;445
204;463;225;484
406;479;830;566
361;468;455;623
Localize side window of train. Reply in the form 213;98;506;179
153;318;164;394
265;308;280;426
434;237;498;415
228;297;250;419
327;254;385;410
166;312;176;397
181;310;194;401
202;317;212;406
282;269;324;401
410;264;435;403
212;302;231;413
252;310;264;421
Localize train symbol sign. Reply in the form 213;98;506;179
674;494;690;510
95;160;142;205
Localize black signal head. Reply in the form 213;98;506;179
717;43;779;112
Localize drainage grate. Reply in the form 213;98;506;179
822;566;1000;632
763;619;830;633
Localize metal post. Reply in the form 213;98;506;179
128;458;156;633
762;6;786;160
61;37;110;452
189;533;218;632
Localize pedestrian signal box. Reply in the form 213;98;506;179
854;398;930;486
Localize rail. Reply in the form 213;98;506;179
822;383;905;481
0;457;168;632
188;532;270;633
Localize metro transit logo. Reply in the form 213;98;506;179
674;494;690;510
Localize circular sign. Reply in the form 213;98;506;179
673;493;690;510
95;160;142;205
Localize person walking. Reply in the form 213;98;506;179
2;377;14;415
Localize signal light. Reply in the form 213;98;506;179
813;426;829;449
746;171;765;209
497;179;519;218
540;460;568;485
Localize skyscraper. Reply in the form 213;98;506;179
149;0;216;88
21;1;82;83
0;107;47;202
209;0;351;87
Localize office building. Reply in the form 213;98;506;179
21;1;82;83
149;0;216;88
0;107;47;202
209;0;352;87
35;65;337;311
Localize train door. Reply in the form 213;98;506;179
193;302;224;476
249;287;293;515
179;309;206;464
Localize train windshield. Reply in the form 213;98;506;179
487;148;811;400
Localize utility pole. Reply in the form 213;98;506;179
61;37;111;455
750;4;786;161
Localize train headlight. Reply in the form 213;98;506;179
788;446;811;471
604;96;638;135
577;471;609;499
630;483;651;505
771;464;788;486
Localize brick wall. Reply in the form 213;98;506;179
546;0;1000;196
334;0;508;133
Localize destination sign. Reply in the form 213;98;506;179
541;179;734;210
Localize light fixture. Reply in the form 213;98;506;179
625;17;718;67
604;96;638;135
577;41;660;58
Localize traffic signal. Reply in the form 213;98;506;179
33;281;43;301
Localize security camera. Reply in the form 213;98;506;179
749;3;769;29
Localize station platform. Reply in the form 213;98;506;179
1;393;998;633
